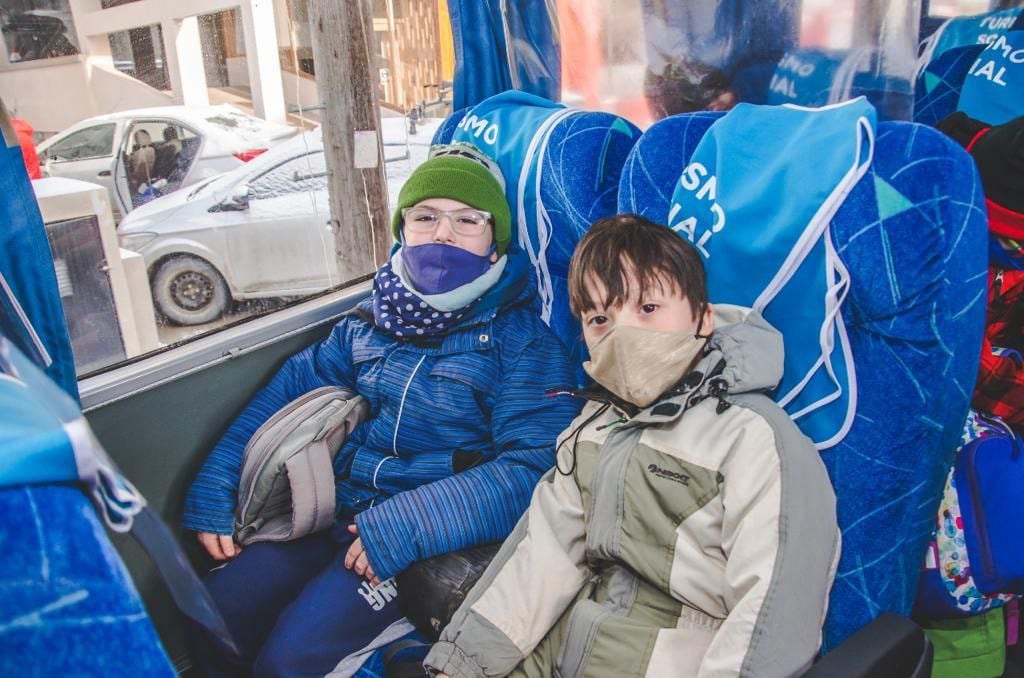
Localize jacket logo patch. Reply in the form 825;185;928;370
647;463;690;485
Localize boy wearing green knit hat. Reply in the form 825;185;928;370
184;142;580;677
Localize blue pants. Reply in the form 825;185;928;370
191;525;404;677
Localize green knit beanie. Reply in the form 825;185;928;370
392;155;512;256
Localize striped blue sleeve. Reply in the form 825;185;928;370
182;319;358;533
349;450;455;493
356;330;581;579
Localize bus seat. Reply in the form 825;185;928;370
765;48;847;108
915;22;1024;129
914;6;1024;126
0;485;175;676
432;93;642;371
618;110;988;661
914;43;986;126
767;47;915;121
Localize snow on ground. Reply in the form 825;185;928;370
382;116;443;212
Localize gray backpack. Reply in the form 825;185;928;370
235;386;369;545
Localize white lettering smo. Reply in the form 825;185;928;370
455;113;500;146
666;161;725;258
778;52;815;77
986;34;1024;63
968;34;1024;86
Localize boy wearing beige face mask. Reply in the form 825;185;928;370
425;214;841;678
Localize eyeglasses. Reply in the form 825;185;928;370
402;206;492;237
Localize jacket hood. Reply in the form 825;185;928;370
701;304;784;396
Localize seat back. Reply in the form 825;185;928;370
0;485;175;675
768;47;914;120
619;110;988;650
914;44;985;126
433;92;642;372
0;340;174;674
914;9;1024;126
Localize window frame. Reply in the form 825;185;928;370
0;2;82;65
79;280;371;412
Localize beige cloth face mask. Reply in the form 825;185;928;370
583;325;708;408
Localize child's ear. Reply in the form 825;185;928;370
701;303;715;335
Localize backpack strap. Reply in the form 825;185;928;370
381;638;431;678
284;436;336;537
130;506;239;656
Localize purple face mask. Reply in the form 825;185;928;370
401;242;493;295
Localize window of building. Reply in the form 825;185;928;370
1;0;79;62
108;24;169;91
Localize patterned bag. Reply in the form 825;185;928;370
915;410;1021;618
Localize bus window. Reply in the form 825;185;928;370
6;0;459;394
558;0;922;125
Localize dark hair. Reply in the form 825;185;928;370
568;214;708;320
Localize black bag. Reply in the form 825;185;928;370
397;543;501;640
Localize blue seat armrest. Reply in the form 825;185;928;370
803;613;933;678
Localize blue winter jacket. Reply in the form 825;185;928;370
183;254;581;579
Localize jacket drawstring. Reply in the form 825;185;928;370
555;402;611;476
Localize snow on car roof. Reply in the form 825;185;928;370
195;126;325;196
43;105;297;149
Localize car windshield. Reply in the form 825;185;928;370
186;176;219;200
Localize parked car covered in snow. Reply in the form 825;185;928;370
37;105;298;218
117;118;440;326
116;128;335;325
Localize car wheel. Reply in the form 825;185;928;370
152;255;231;326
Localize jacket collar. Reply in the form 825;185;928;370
354;299;501;358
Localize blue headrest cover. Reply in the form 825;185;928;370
435;104;641;373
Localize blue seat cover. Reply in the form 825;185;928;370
434;97;642;375
0;485;173;675
619;111;988;649
914;44;986;126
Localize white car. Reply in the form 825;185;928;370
37;105;298;219
117;118;441;326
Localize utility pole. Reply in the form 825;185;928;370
308;0;391;278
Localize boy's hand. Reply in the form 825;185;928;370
345;524;381;586
197;532;242;561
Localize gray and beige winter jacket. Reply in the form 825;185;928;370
424;306;841;678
